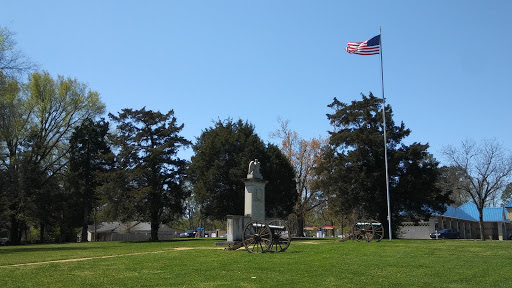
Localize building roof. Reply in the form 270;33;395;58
436;202;509;223
505;200;512;208
87;221;179;234
483;207;508;222
441;205;474;220
90;222;122;233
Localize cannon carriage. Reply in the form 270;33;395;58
221;160;292;253
352;219;384;242
242;219;291;253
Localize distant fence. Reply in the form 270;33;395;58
398;222;431;239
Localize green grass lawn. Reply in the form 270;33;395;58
1;238;511;287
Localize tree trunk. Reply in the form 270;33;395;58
150;221;159;241
39;222;45;243
296;215;304;237
59;219;66;243
340;216;344;237
478;209;485;241
81;203;89;242
9;215;21;245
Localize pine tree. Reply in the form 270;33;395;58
317;93;451;237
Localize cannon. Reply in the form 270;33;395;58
352;220;384;242
242;219;291;253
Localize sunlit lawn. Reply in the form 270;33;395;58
1;238;511;287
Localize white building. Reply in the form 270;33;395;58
78;221;183;242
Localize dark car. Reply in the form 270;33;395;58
430;229;461;239
179;230;197;238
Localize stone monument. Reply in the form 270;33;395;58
243;159;267;222
226;159;268;243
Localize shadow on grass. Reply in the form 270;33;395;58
291;237;338;242
119;238;223;244
0;244;99;255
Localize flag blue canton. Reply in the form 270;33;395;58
366;35;380;47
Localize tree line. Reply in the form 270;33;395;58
0;77;296;244
2;27;512;243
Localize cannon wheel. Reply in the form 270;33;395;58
370;220;384;242
267;220;291;253
353;221;374;242
243;220;272;253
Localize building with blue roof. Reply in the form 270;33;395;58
505;200;512;223
399;201;512;240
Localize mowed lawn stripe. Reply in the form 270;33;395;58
1;239;511;287
0;247;224;267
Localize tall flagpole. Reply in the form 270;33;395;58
380;27;392;241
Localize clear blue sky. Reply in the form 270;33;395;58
2;0;511;163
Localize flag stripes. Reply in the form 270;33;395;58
345;35;380;55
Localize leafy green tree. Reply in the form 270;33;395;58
0;71;104;244
436;166;472;206
0;73;25;239
28;72;104;242
190;119;266;220
501;183;512;207
0;26;35;238
189;119;296;221
109;108;190;241
69;118;111;242
317;93;451;237
27;167;70;242
260;144;297;219
97;165;137;223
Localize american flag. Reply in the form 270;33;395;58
345;35;380;55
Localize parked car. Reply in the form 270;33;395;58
430;229;461;239
179;230;197;238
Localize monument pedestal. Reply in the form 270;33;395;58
226;215;251;242
221;159;268;247
243;178;268;223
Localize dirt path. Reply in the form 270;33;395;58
1;240;327;268
0;247;224;268
296;241;322;245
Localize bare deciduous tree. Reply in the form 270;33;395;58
0;27;36;77
271;118;327;236
443;139;512;240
